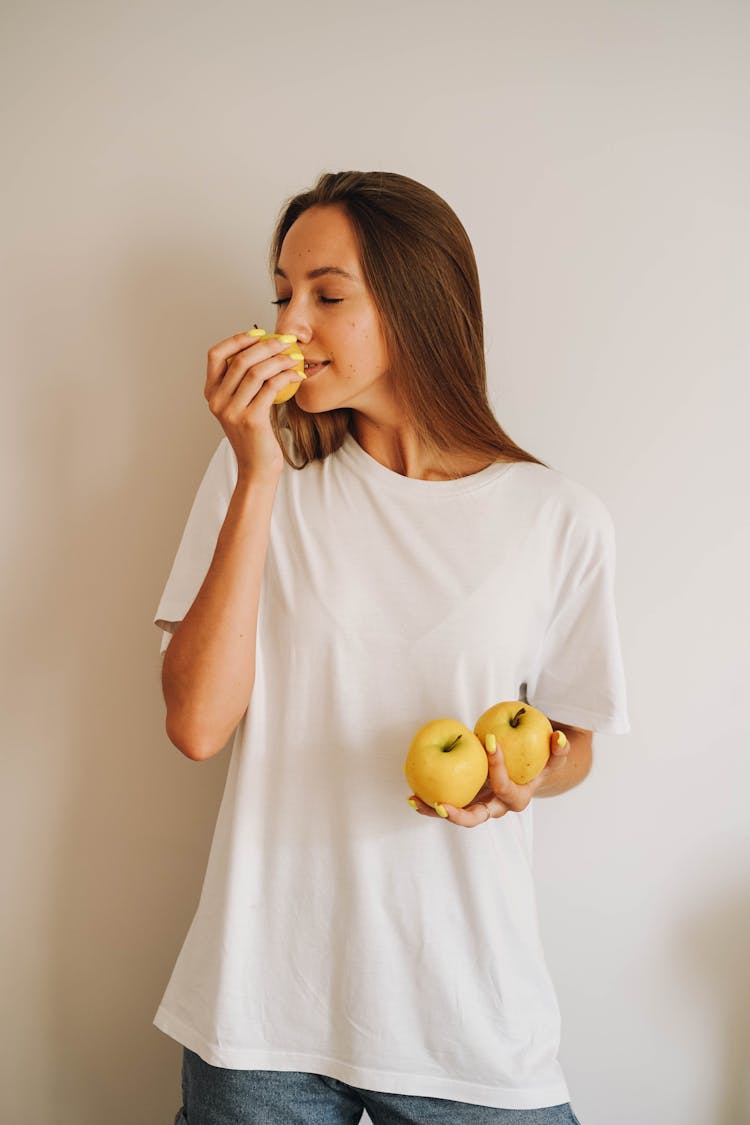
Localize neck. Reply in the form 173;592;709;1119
351;414;493;481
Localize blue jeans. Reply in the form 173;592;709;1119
174;1048;582;1124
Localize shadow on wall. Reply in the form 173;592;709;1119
676;881;750;1125
6;233;268;1123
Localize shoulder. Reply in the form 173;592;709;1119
509;461;616;555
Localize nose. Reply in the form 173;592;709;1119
274;298;312;345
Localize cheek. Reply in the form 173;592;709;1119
334;313;388;373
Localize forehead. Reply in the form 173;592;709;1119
277;205;361;274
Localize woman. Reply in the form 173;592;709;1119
155;171;629;1124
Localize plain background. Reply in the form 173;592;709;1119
2;1;748;1123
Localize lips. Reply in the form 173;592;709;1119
303;360;329;376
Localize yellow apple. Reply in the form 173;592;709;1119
246;329;306;404
474;701;552;785
404;718;489;811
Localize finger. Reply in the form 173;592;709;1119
406;794;441;819
206;331;293;397
484;733;517;799
407;794;482;822
546;730;570;768
552;729;568;752
206;330;264;394
441;798;509;828
406;791;510;827
220;343;298;402
211;346;304;419
525;731;570;797
223;368;304;420
484;733;535;812
230;361;304;413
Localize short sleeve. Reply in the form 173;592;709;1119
526;496;630;734
154;438;238;653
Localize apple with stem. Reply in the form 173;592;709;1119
473;701;552;785
404;718;489;812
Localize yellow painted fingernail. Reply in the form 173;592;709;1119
434;804;448;818
407;797;418;810
556;731;567;749
247;326;266;337
278;333;297;343
486;732;497;755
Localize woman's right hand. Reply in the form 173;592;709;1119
205;329;304;480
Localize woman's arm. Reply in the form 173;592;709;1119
161;331;303;762
162;473;279;761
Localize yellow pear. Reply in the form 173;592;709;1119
474;701;552;785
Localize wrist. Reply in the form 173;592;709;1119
235;461;283;493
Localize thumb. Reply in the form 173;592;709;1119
485;732;511;788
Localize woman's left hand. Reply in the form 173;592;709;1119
408;728;571;827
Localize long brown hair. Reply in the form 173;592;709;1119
268;171;548;472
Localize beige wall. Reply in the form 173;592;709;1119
2;2;748;1122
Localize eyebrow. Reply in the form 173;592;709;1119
274;265;358;282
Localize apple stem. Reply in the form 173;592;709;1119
509;707;526;728
442;734;463;753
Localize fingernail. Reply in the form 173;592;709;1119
247;327;266;337
486;733;497;755
278;333;297;343
556;731;567;749
434;804;448;818
407;797;418;810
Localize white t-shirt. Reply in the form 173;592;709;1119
153;431;629;1110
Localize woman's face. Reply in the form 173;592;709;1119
273;205;392;415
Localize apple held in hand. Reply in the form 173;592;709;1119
474;701;552;785
404;719;489;811
247;328;306;404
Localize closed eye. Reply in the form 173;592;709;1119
271;296;344;306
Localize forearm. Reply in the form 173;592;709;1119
162;472;279;760
534;724;593;797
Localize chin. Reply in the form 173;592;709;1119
292;393;322;414
293;384;345;415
